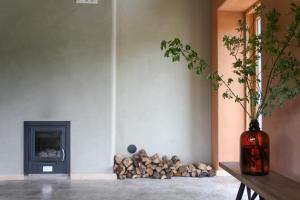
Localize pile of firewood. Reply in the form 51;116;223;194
113;149;215;179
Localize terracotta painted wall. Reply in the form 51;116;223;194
217;11;245;163
262;0;300;182
212;0;300;181
211;0;246;168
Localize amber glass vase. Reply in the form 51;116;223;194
240;120;269;176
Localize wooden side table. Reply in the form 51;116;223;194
219;162;300;200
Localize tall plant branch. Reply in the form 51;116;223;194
257;21;299;118
161;2;300;123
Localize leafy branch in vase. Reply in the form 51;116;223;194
161;4;300;120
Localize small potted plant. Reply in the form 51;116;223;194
160;4;300;175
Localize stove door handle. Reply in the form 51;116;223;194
61;148;65;162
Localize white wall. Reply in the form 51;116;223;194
116;0;212;163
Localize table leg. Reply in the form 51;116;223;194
251;192;258;200
236;183;246;200
247;187;251;199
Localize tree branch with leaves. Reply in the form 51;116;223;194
161;3;300;121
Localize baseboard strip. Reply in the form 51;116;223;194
71;173;117;180
0;175;24;181
0;173;117;181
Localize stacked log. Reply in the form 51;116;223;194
113;149;215;180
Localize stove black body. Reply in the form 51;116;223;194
24;121;70;175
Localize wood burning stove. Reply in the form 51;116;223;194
24;121;70;175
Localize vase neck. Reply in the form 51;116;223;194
249;120;260;132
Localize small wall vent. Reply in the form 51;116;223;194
127;144;137;154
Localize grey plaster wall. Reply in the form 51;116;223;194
0;0;212;175
0;0;113;174
116;0;212;163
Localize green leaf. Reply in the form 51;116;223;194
222;92;229;99
161;40;167;50
227;78;234;85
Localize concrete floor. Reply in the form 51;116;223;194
0;176;248;200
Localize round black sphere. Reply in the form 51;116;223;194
127;144;137;154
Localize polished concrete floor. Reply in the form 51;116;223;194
0;176;248;200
